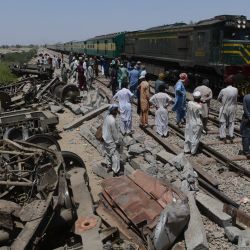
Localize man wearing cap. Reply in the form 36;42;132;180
184;91;203;155
150;85;172;137
102;104;121;175
240;94;250;158
194;79;213;133
172;73;187;127
113;82;133;135
218;75;238;143
129;66;140;94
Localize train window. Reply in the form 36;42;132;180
178;35;188;49
197;32;206;47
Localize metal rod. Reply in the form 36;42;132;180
0;180;34;187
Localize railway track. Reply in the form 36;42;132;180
44;49;250;248
95;76;250;212
46;48;249;176
149;82;243;136
92;76;250;249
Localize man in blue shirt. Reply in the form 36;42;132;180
129;66;140;94
172;73;187;127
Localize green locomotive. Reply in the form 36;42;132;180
47;15;250;94
123;15;250;94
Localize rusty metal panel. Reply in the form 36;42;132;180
101;170;180;228
102;175;162;226
129;170;177;207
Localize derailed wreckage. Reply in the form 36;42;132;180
0;109;59;141
0;139;92;249
0;139;190;250
97;170;190;250
10;64;54;80
0;77;80;112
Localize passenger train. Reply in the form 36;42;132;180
47;15;250;94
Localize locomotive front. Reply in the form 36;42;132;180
222;15;250;95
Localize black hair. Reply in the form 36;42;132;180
158;85;165;93
122;82;128;88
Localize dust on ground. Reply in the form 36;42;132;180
57;108;103;202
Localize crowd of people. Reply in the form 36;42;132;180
39;52;250;176
101;60;250;175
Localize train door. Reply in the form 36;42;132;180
192;30;210;64
210;29;221;64
177;34;190;59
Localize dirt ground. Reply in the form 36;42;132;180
56;108;103;202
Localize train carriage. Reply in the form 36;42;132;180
47;15;250;94
84;32;125;58
71;41;85;54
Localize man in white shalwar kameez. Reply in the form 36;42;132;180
102;104;121;175
184;91;203;155
150;85;172;137
218;76;238;143
113;82;133;135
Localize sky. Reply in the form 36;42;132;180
0;0;250;45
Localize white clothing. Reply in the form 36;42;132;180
184;101;203;154
113;88;133;134
83;61;87;78
102;114;119;144
102;114;120;173
218;85;238;138
140;70;147;78
86;65;94;89
194;85;213;118
104;142;120;173
150;92;172;136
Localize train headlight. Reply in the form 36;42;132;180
237;20;242;24
242;25;246;29
237;24;241;29
243;20;246;24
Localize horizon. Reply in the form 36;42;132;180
0;0;250;46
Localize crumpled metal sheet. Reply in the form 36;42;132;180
101;170;181;229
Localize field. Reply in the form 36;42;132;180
0;48;37;84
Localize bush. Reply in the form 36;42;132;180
2;49;37;64
0;48;37;85
0;63;17;84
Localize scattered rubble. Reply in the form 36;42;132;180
79;115;250;249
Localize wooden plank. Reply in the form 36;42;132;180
229;155;249;161
63;104;109;130
142;127;219;187
205;138;242;145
